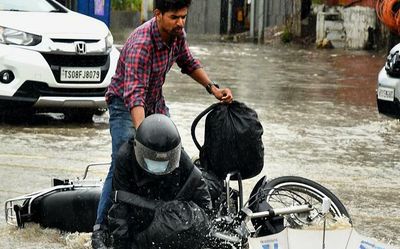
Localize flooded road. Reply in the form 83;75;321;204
1;41;399;248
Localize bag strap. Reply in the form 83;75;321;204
112;190;160;211
190;102;220;151
112;166;203;210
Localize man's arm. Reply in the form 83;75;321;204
189;68;234;104
188;166;213;211
130;106;145;129
123;45;151;129
109;141;135;249
108;204;131;249
175;38;233;104
176;150;212;210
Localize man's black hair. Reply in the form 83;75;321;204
154;0;192;13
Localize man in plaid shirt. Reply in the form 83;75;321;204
92;0;233;248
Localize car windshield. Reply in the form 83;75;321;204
0;0;65;12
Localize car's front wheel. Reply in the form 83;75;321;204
63;109;97;123
377;98;400;117
0;109;35;123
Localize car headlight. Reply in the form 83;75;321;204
105;31;113;51
0;26;42;46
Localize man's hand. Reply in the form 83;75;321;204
212;87;233;104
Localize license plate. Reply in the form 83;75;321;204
377;87;395;101
60;67;101;82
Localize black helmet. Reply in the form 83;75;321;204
134;114;182;175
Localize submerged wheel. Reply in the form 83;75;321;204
249;176;350;233
63;109;95;122
377;98;400;117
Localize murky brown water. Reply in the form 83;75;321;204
1;41;399;248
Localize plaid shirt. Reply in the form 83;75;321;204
105;17;202;116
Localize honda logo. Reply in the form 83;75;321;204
75;41;86;55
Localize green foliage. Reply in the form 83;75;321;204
112;0;141;11
312;0;324;4
281;27;293;43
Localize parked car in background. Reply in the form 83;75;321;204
377;43;400;118
0;0;119;121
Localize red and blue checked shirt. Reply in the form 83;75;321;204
105;17;202;116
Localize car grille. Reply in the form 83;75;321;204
14;81;107;99
41;53;110;83
50;39;100;43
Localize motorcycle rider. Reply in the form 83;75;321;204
106;114;212;249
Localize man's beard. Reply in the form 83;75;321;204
170;27;183;37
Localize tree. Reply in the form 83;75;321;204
112;0;141;11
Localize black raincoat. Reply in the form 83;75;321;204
108;139;212;249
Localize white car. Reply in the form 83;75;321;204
377;43;400;117
0;0;119;121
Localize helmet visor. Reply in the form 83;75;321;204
134;140;181;175
144;159;169;174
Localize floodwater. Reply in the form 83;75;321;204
0;41;399;248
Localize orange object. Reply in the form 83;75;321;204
376;0;400;34
339;0;376;7
237;9;244;22
325;0;339;6
327;0;377;7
